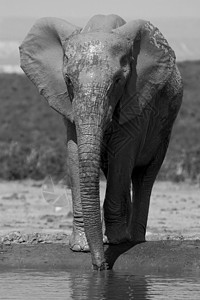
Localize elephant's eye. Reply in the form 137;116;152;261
114;74;124;86
113;70;124;85
115;76;122;84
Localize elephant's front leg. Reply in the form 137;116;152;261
103;152;133;244
65;119;89;252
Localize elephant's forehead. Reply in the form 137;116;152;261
65;32;130;59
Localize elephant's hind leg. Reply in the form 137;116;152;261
129;139;170;242
65;119;89;252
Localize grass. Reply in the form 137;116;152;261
0;61;200;182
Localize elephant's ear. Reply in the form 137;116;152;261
19;17;80;120
113;20;176;124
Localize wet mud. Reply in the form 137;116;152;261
0;238;200;275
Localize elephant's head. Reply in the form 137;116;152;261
19;15;175;270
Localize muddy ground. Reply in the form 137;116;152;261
0;180;200;273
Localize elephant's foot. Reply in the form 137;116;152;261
104;222;146;244
104;222;131;244
69;227;90;252
127;222;146;243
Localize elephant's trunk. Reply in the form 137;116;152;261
73;84;109;269
76;123;105;269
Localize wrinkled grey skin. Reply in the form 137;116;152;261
19;14;183;270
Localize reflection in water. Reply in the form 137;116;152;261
0;270;200;300
70;271;149;299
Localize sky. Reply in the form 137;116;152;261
0;0;199;67
0;0;199;21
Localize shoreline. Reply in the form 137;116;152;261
0;238;200;275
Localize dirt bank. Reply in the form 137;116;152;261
0;239;200;275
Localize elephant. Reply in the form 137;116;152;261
19;14;183;270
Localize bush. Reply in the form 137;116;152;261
158;149;200;183
0;141;67;181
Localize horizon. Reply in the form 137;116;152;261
0;14;199;41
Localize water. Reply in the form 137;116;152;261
0;270;199;300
